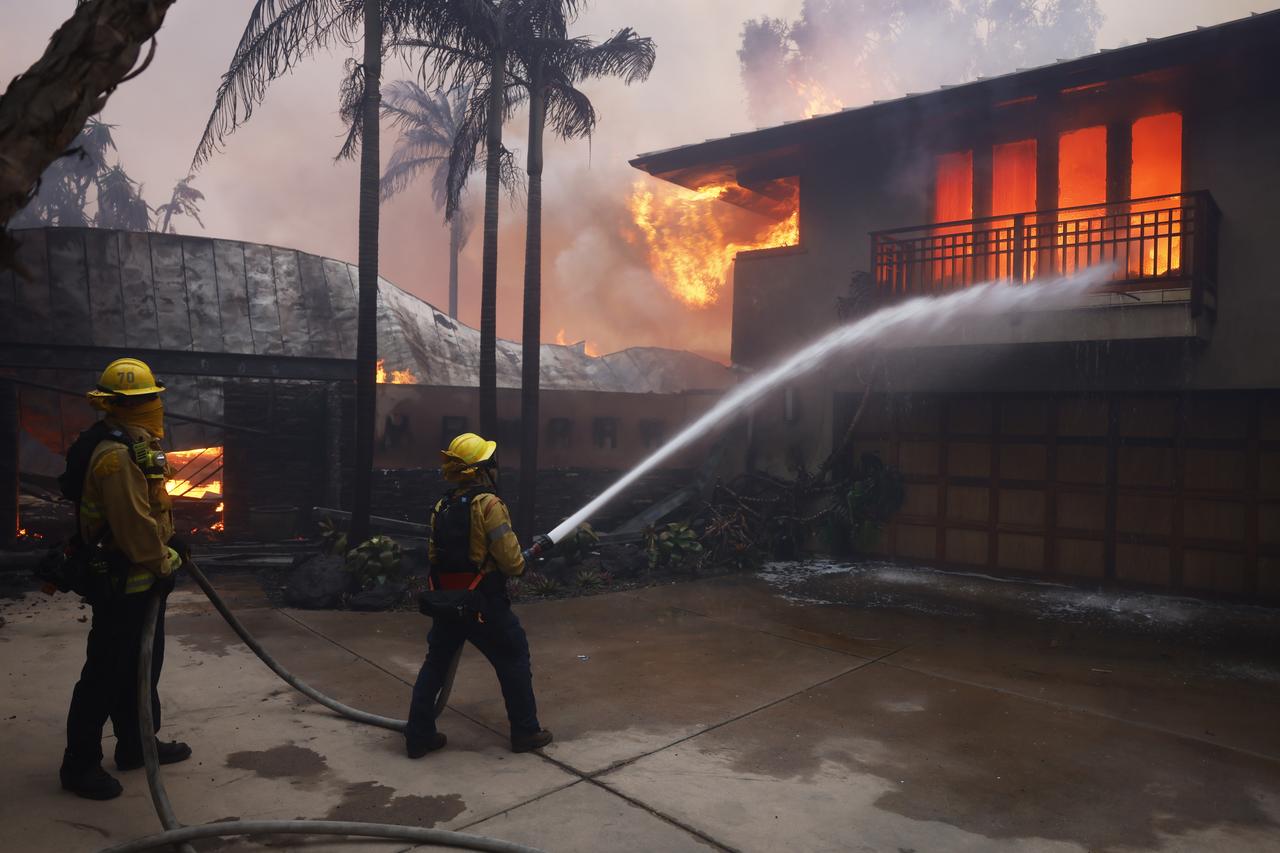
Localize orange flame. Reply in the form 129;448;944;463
628;179;799;307
376;359;417;384
554;328;568;346
584;341;601;357
164;446;223;500
790;77;842;118
212;501;225;533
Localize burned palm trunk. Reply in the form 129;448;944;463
350;1;383;547
0;0;176;267
478;12;508;438
517;64;546;540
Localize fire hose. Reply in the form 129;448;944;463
96;561;542;853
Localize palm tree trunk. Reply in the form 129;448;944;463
448;212;461;319
478;11;506;438
349;0;382;547
0;0;176;265
517;74;545;540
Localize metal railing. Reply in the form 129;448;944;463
870;191;1219;315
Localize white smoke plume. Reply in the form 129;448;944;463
739;0;1104;125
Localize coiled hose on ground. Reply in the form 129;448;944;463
98;563;540;853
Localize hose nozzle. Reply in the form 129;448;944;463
522;534;554;562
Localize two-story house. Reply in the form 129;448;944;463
631;11;1280;602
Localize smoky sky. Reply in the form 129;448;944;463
1;0;1273;361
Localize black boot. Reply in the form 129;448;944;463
115;740;192;771
511;729;553;753
60;753;123;801
406;732;447;759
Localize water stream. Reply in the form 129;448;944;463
547;267;1113;544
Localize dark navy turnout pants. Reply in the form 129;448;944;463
406;604;540;746
65;590;166;768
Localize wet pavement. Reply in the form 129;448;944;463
1;563;1277;852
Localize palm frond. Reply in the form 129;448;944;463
192;0;356;170
335;55;367;161
562;27;656;85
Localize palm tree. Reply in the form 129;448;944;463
511;10;654;536
379;81;474;319
95;163;153;231
11;118;118;227
397;2;653;531
11;117;168;233
155;174;205;233
399;0;538;438
192;0;451;545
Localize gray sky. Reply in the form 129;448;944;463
2;1;1274;358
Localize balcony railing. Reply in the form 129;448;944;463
871;191;1220;316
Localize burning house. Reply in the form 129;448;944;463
0;227;732;541
631;12;1280;602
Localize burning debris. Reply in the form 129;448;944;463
627;176;799;307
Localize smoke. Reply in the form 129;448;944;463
539;167;735;360
740;0;1104;125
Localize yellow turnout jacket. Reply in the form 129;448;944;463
78;422;175;595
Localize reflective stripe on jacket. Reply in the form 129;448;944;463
79;421;175;594
427;487;525;577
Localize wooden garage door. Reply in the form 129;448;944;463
839;391;1280;602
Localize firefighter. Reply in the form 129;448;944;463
405;432;552;758
59;358;190;800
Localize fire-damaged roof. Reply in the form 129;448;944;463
1;227;732;464
631;9;1280;190
1;227;731;395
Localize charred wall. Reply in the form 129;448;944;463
223;379;348;537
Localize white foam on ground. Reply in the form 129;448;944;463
758;558;1275;630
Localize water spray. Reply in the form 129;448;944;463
530;268;1112;553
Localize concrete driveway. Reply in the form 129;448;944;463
1;563;1278;852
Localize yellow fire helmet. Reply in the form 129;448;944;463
88;357;167;400
441;432;497;473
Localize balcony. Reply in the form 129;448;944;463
870;192;1220;324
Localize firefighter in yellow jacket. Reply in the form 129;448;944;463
405;433;552;757
60;358;191;800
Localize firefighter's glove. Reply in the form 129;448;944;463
168;534;191;562
161;546;183;577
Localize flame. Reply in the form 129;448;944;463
166;479;222;500
584;341;601;357
554;328;568;346
628;179;799;308
375;359;417;384
790;77;842;118
164;446;223;500
212;501;225;533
